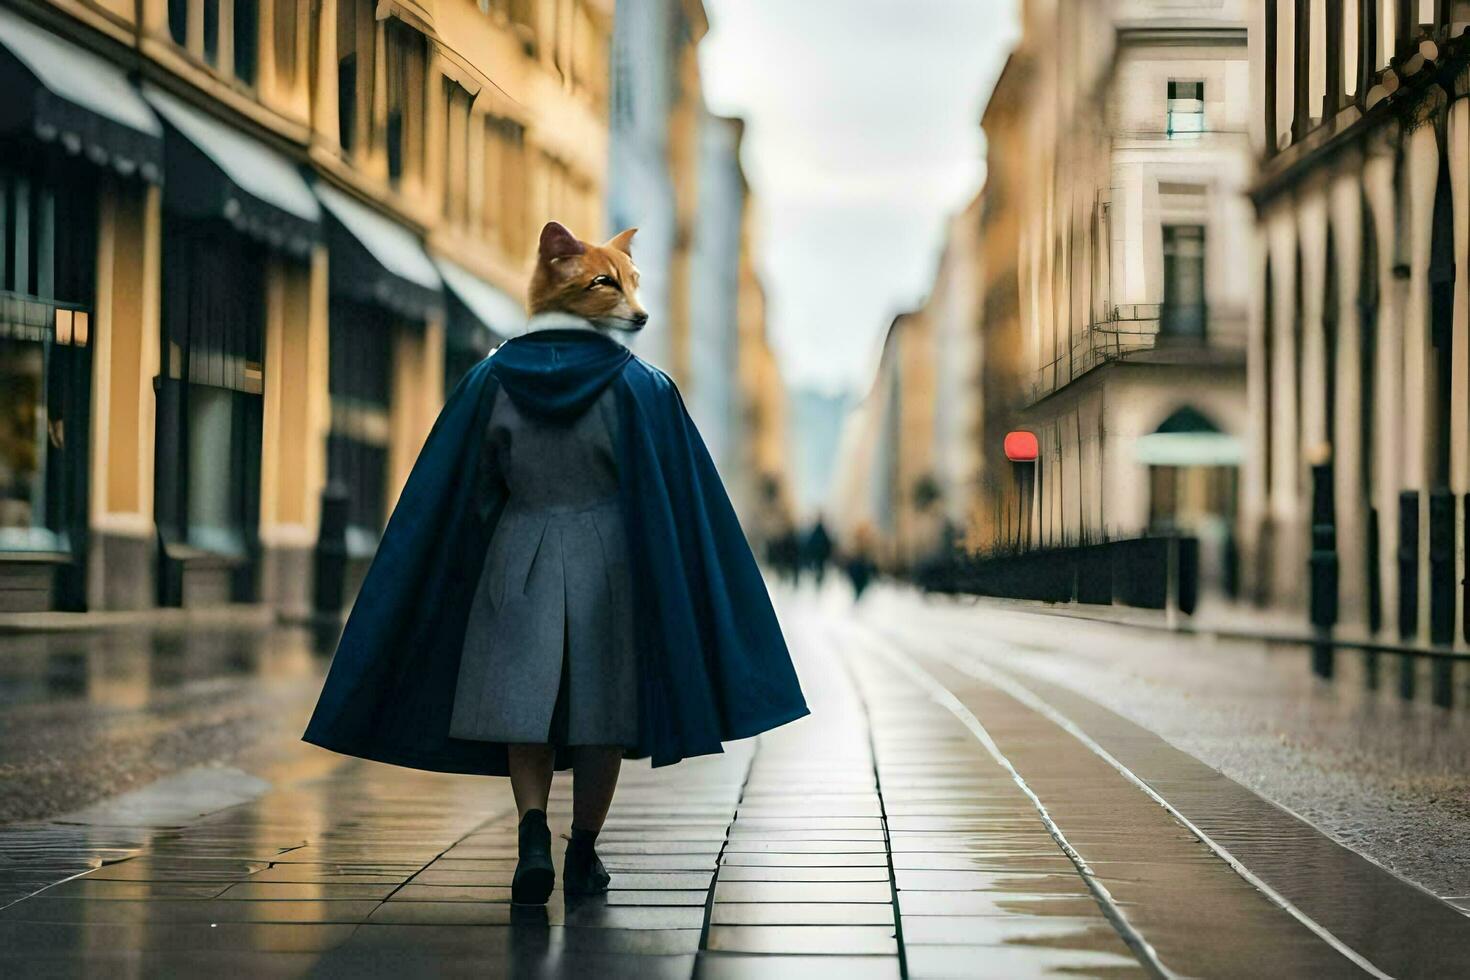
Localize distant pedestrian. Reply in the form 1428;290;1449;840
305;222;808;907
846;524;878;602
803;520;834;587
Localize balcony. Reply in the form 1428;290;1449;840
1029;302;1245;403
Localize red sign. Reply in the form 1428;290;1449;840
1004;430;1038;462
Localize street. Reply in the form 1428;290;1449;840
2;586;1469;977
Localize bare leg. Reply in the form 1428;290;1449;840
507;744;555;818
571;746;623;832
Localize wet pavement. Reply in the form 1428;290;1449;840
1;587;1469;976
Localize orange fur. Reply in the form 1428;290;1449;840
527;221;649;332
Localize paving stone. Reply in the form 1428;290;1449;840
694;952;902;979
714;880;893;904
710;902;894;926
716;865;891;883
217;881;399;900
704;924;899;955
603;889;709;906
903;943;1146;977
388;883;513;902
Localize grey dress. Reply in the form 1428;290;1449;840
448;385;638;747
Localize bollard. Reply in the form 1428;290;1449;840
1309;462;1339;630
1398;491;1419;641
314;483;350;617
1429;489;1454;647
1366;506;1382;635
1463;494;1470;645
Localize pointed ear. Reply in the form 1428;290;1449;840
538;221;585;261
604;228;638;256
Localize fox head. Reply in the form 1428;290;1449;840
527;221;649;332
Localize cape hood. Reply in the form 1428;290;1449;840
304;332;809;775
490;329;633;421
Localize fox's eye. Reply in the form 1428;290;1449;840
589;275;617;290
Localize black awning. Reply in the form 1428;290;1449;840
316;183;442;321
0;10;162;182
143;86;320;258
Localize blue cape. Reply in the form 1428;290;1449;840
303;329;809;774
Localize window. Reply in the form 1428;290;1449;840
442;81;474;227
337;0;375;155
484;116;527;258
508;0;538;56
1162;225;1206;339
1166;80;1204;138
233;0;258;85
328;298;393;552
274;0;299;87
166;0;258;86
0;155;97;556
168;0;188;46
386;22;428;186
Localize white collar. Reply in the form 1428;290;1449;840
522;311;603;334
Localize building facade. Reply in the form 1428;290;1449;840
1245;2;1470;648
830;310;940;570
0;0;610;614
1018;0;1252;559
605;0;705;383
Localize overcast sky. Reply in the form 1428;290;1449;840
700;0;1020;395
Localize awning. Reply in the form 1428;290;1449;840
434;257;524;351
143;85;320;257
1135;431;1243;467
316;183;442;321
0;9;162;181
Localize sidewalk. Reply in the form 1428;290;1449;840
941;590;1470;660
2;591;1467;976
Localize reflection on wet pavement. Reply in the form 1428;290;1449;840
0;626;329;824
3;593;1470;975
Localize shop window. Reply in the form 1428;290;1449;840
328;298;393;553
0;156;96;557
1161;224;1206;339
157;219;266;559
386;21;428;187
1166;80;1204;138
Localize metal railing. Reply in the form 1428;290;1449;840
1029;303;1244;402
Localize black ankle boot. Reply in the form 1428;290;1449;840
512;809;554;905
563;828;611;896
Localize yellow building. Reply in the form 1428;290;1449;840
0;0;612;614
735;209;794;541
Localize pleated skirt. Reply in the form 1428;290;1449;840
449;498;638;747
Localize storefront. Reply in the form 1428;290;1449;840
143;86;320;607
0;10;163;612
314;184;443;599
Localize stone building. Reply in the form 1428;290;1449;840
1245;3;1470;648
0;0;611;613
975;0;1254;593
